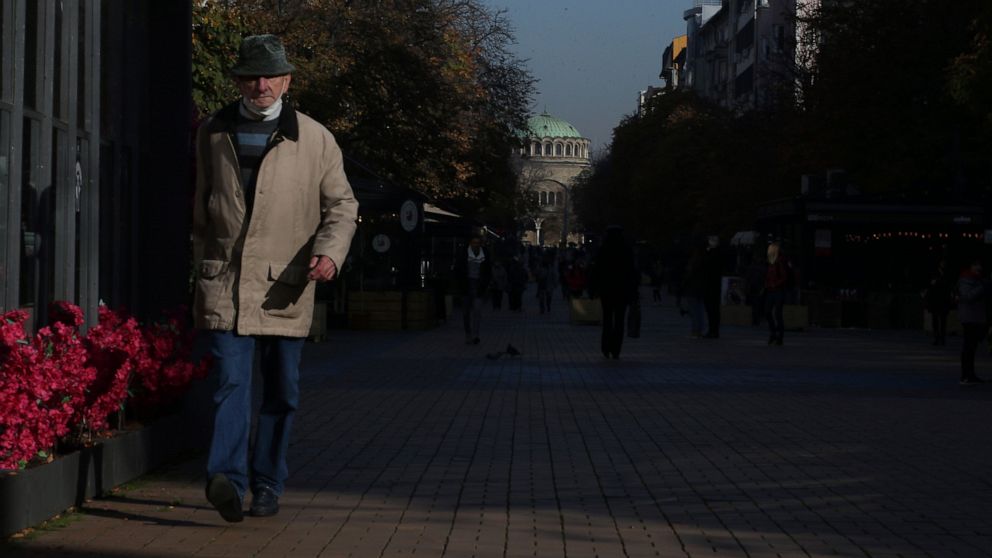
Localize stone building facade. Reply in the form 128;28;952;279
515;113;591;247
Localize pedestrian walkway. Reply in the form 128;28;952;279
4;290;991;557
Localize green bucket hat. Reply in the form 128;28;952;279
231;34;295;77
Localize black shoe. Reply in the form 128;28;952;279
250;486;280;517
960;377;985;386
775;338;783;346
768;336;776;345
472;337;481;345
206;474;244;523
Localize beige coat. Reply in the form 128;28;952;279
193;103;358;337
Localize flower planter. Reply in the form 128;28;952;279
0;406;208;538
569;298;602;325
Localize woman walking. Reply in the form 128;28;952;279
764;242;789;346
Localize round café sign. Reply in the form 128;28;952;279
372;234;391;253
400;199;419;232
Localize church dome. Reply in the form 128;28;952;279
526;112;584;139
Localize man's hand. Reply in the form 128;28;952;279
308;255;337;282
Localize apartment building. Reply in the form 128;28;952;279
680;0;797;110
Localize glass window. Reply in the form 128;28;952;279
565;144;572;157
0;0;7;101
20;119;40;306
77;1;86;128
54;0;64;120
0;111;8;287
24;0;39;109
555;144;562;156
540;191;547;206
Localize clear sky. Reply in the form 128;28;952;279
483;0;690;153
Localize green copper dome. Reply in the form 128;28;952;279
526;113;584;139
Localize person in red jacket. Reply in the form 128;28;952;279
764;242;791;345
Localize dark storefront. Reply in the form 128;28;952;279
1;1;192;327
756;197;988;328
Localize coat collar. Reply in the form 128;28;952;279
207;100;300;141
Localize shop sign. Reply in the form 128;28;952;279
372;234;391;253
400;200;419;232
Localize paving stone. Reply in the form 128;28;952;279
3;291;991;557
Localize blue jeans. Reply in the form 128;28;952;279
202;330;304;499
765;290;786;340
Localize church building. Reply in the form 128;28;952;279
515;113;591;247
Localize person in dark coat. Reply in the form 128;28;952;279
680;248;707;338
454;235;492;344
924;259;952;345
592;227;638;359
507;256;527;312
535;258;553;314
764;242;790;346
702;235;723;338
956;258;987;385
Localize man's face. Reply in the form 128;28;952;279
469;238;482;250
236;74;291;109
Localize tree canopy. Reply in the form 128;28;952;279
575;0;992;246
191;0;535;226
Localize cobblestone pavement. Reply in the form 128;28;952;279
4;290;991;557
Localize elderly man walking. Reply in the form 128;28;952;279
193;35;358;522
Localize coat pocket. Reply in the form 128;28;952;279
195;260;232;321
262;262;310;319
200;259;228;278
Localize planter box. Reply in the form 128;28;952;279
570;298;602;325
0;408;207;538
721;305;750;326
784;304;808;330
812;300;842;327
924;309;961;336
721;304;806;330
347;290;437;331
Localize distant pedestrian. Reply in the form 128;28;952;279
535;259;553;314
680;248;706;338
956;258;987;385
490;260;508;310
764;242;790;346
565;261;588;299
455;235;492;344
593;227;639;359
702;235;722;339
650;259;664;303
558;258;570;300
508;256;527;311
923;259;952;345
